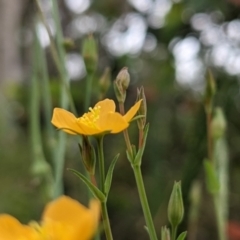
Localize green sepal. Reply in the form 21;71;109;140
126;149;134;164
143;226;150;237
68;168;106;202
104;153;119;197
131;145;137;159
204;159;220;195
134;123;149;166
161;226;170;240
176;231;187;240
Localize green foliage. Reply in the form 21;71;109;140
204;160;220;195
104;154;119;197
68;168;106;202
176;231;187;240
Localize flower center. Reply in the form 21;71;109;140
78;106;101;128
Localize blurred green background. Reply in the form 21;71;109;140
1;0;240;239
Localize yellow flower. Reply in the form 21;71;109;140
0;196;100;240
51;98;142;136
0;215;36;240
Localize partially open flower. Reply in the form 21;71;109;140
51;98;142;136
0;196;100;240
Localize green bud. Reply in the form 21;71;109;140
161;226;171;240
211;107;227;139
79;136;96;175
99;67;111;99
168;181;184;228
82;35;98;74
31;159;51;177
113;67;130;103
189;181;201;221
116;67;130;89
137;86;147;129
63;38;75;51
204;70;216;113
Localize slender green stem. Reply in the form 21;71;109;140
35;22;57;172
119;102;157;239
171;225;177;240
85;72;94;111
97;136;113;240
205;103;227;240
35;0;71;198
214;196;226;240
206;110;213;162
31;30;53;199
50;0;69;198
132;165;158;240
101;201;113;240
97;136;105;192
34;0;77;115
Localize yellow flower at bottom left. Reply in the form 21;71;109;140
0;196;100;240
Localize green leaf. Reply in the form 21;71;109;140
130;114;145;122
204;159;220;195
176;231;187;240
134;123;149;166
68;168;106;202
104;154;119;197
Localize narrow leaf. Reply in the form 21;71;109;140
68;168;106;202
130;114;145;122
104;154;119;197
176;231;187;240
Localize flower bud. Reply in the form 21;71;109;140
99;67;111;99
79;136;96;175
82;35;98;74
113;67;130;103
211;107;227;139
168;181;184;228
137;86;147;129
161;226;171;240
63;38;75;51
31;158;51;177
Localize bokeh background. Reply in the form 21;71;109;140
1;0;240;239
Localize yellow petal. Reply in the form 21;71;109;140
89;199;101;230
42;196;100;240
123;99;142;123
95;99;116;115
98;112;129;133
0;214;36;240
51;108;87;135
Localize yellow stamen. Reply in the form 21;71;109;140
77;106;101;128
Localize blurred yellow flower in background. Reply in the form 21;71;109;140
0;196;100;240
51;98;142;136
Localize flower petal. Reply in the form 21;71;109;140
51;108;87;135
123;100;142;123
42;196;100;240
0;214;35;240
98;112;129;133
95;99;116;115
